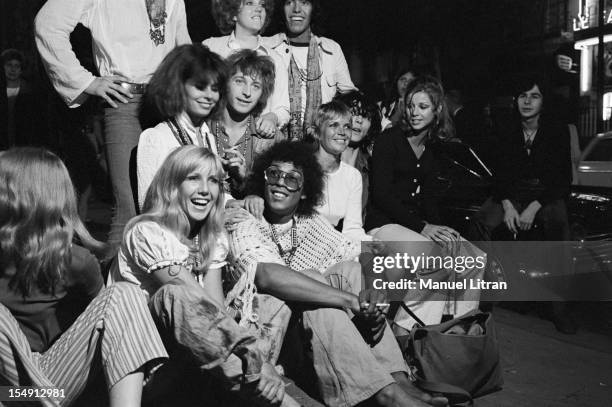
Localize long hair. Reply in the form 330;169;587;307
0;148;106;297
212;0;275;35
402;75;455;141
245;140;324;216
226;49;275;117
146;44;228;121
132;146;226;271
334;91;382;152
381;66;419;113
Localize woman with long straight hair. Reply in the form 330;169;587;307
379;67;419;130
366;76;485;329
137;43;229;211
113;145;298;406
0;147;167;406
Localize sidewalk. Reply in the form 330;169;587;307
477;307;612;407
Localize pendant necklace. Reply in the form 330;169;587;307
269;218;298;264
146;0;167;46
215;116;252;161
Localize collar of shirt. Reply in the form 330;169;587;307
176;111;213;146
282;33;332;54
227;31;270;56
213;117;257;148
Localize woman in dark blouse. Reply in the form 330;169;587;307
366;75;458;242
366;76;485;329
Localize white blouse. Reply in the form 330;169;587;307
137;112;215;210
317;162;372;242
111;221;228;297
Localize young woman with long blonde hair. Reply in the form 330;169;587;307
0;147;167;406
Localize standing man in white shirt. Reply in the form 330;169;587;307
264;0;356;141
203;0;290;138
35;0;191;250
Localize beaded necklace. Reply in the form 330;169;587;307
166;117;205;146
214;116;252;160
269;217;298;264
289;42;323;82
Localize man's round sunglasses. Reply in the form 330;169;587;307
264;166;303;192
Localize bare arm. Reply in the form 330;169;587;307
255;262;360;312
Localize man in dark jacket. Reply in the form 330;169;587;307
0;49;45;150
470;75;575;334
473;76;571;242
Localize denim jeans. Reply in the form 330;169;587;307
148;281;263;384
104;96;142;248
253;261;407;407
469;197;570;241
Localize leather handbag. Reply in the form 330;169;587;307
396;303;504;405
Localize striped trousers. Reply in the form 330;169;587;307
0;283;168;406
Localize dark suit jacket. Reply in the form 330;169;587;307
0;79;46;150
493;118;571;205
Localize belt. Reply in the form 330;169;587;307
117;81;147;94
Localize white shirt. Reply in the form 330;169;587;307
6;87;20;98
203;33;290;127
137;112;215;210
111;221;228;297
263;33;357;108
35;0;191;107
317;162;371;242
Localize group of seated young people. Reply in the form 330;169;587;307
0;0;575;406
0;140;453;407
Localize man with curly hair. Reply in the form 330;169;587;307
203;0;290;139
226;141;448;407
264;0;356;141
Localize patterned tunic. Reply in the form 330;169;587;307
226;214;360;325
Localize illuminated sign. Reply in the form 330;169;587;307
573;0;612;31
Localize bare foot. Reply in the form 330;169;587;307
391;372;449;407
374;383;430;407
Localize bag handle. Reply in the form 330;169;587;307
398;301;426;327
414;377;473;406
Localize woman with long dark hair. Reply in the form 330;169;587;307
336;90;382;210
0;147;167;406
137;43;228;210
379;67;418;130
366;76;484;328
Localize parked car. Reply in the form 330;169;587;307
576;132;612;188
